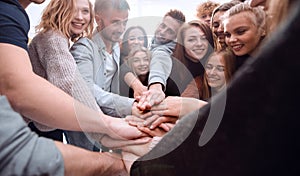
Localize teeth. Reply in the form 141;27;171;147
232;45;242;50
73;23;83;27
208;77;218;81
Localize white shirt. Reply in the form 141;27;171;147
102;51;117;92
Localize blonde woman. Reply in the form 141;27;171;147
29;0;146;150
121;46;151;98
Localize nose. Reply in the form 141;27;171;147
159;28;168;36
133;38;140;44
228;35;237;43
196;38;205;46
140;60;145;66
217;25;224;36
75;10;83;20
116;22;126;33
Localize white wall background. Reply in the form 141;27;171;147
26;0;231;38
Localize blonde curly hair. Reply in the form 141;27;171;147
36;0;94;42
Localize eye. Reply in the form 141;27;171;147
159;23;166;29
82;9;90;14
188;38;196;42
200;36;207;41
224;32;231;38
137;36;144;41
213;22;219;28
132;58;140;63
143;57;149;62
201;15;207;19
205;64;213;70
166;29;175;35
237;29;246;35
128;37;136;41
122;20;128;27
216;66;225;72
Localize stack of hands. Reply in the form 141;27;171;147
100;86;207;173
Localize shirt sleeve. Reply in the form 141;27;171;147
0;1;29;51
0;96;64;176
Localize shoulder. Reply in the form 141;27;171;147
0;0;29;50
74;37;95;47
151;41;175;54
30;30;69;51
71;37;96;53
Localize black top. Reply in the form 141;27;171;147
165;56;205;96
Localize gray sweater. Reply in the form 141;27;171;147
28;30;102;150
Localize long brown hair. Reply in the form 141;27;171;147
36;0;94;41
121;26;148;57
172;20;214;83
173;20;214;67
202;49;236;99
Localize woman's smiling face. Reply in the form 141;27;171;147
184;26;209;63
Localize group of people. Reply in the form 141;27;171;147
0;0;299;175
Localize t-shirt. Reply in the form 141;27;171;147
0;0;30;51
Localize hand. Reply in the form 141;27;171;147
137;83;165;111
125;115;145;127
143;115;177;130
137;126;167;137
125;114;176;132
103;115;146;140
131;101;147;118
132;85;147;99
124;72;147;99
100;135;151;150
150;96;208;118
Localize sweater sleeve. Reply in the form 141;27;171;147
28;32;103;142
34;32;100;112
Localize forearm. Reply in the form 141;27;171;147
148;51;172;87
180;98;207;118
124;72;146;94
55;142;127;176
4;72;107;132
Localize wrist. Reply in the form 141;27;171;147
131;78;143;89
101;114;113;136
148;83;163;90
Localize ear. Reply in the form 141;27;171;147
261;29;266;37
95;13;101;25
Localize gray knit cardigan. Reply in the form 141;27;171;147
28;30;102;149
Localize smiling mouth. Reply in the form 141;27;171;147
207;77;219;81
138;67;148;71
72;22;84;28
231;44;243;51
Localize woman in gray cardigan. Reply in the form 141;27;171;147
28;0;145;151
